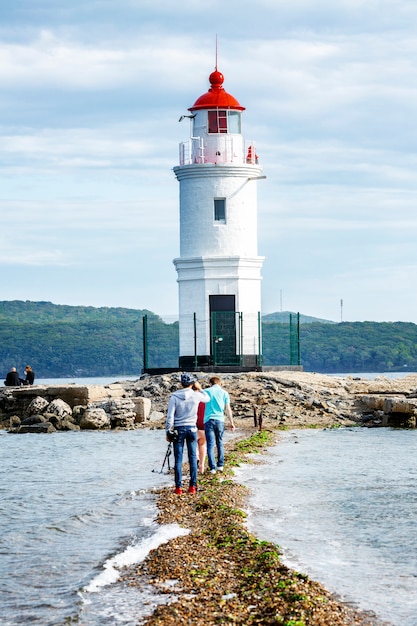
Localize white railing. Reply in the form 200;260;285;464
179;136;257;166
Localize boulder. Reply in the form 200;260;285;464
26;396;49;416
20;415;47;426
107;399;136;429
18;422;56;434
47;399;72;418
79;408;111;430
148;410;165;423
131;397;152;423
71;405;86;424
60;418;80;431
9;415;21;428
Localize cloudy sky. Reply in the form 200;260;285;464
1;0;416;323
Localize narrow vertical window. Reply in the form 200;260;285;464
214;198;226;222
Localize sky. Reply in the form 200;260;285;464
1;0;417;324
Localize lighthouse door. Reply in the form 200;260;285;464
209;295;239;365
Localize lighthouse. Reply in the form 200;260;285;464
173;67;265;369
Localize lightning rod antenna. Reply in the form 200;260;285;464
215;34;218;71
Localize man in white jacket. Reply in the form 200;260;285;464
166;373;209;495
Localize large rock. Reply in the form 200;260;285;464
131;397;151;423
20;415;47;426
148;410;165;423
18;422;56;434
107;399;136;429
79;408;111;430
60;418;80;431
47;398;72;418
9;415;21;428
26;396;49;416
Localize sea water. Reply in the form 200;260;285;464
237;427;417;626
0;429;185;626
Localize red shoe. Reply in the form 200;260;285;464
174;487;183;495
188;486;197;494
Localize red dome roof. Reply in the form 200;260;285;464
189;69;245;112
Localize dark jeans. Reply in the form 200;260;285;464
205;418;225;470
173;426;198;488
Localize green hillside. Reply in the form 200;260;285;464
0;300;177;377
262;321;417;373
1;301;417;377
0;300;159;324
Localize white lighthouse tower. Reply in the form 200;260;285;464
173;66;265;369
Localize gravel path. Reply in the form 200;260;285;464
122;431;387;625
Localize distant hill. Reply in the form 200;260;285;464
0;300;177;377
262;311;336;324
1;301;417;376
0;300;161;324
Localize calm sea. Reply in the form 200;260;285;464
1;373;416;625
0;430;186;626
237;428;417;626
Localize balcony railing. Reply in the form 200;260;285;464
178;136;258;166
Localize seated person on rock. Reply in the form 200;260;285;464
22;365;35;386
5;367;21;386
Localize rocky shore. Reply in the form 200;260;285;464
2;370;417;431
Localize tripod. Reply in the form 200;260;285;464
153;442;173;474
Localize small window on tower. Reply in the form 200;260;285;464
214;198;226;222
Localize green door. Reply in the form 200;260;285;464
210;295;239;366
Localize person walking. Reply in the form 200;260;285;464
4;367;20;386
204;376;235;474
166;373;209;495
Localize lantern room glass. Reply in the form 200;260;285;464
207;110;241;134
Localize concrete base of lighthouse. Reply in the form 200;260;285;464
143;365;303;375
178;353;260;369
174;255;264;369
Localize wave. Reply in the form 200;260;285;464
82;523;189;593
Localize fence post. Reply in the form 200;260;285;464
239;312;243;365
142;314;148;371
290;312;301;366
258;311;263;366
297;312;300;365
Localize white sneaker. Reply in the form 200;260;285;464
210;469;217;474
217;466;224;472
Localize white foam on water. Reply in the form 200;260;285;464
84;523;189;593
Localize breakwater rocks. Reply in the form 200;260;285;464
0;384;154;433
2;371;417;433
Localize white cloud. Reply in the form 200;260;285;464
0;1;417;323
0;30;210;91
